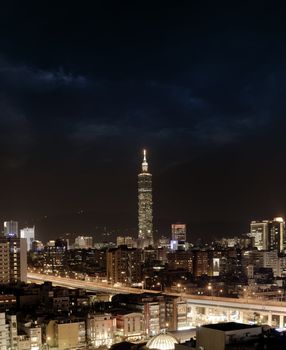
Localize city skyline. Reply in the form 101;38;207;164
2;3;286;349
1;2;286;240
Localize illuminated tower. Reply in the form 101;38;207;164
138;149;153;247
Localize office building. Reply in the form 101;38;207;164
138;149;153;247
270;217;286;254
171;224;187;242
116;236;134;248
45;239;68;271
74;236;93;249
3;221;18;238
20;226;35;251
250;218;286;253
249;220;270;250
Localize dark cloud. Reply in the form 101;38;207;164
0;1;286;240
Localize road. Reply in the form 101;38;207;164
27;272;160;294
27;272;286;314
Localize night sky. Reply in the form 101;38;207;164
1;1;286;242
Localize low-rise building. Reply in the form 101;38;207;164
46;319;86;350
196;322;262;350
115;312;144;341
87;313;115;348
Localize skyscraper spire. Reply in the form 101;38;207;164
142;149;148;172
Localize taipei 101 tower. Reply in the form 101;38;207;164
138;149;153;247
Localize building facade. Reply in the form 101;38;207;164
250;217;286;253
74;236;93;249
138;149;153;247
87;314;115;348
0;237;27;284
107;246;142;285
4;221;18;238
20;227;35;251
171;224;187;242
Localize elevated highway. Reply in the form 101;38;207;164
28;272;286;327
27;272;160;295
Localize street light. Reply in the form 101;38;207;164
207;285;214;300
46;336;51;350
157;282;163;292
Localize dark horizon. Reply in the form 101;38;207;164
1;2;286;241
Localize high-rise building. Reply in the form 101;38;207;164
249;218;286;253
249;220;269;250
270;217;286;254
193;250;210;277
171;224;187;242
138;149;153;247
20;226;35;251
0;237;27;283
0;241;10;284
4;221;18;238
106;246;142;285
45;239;68;272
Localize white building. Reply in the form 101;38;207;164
0;313;18;350
249;221;269;250
4;221;18;238
74;236;93;249
87;314;115;348
6;315;17;350
115;312;144;341
20;227;35;251
0;313;10;350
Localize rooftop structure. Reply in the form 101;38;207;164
146;332;179;350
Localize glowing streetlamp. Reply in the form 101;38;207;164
46;336;51;350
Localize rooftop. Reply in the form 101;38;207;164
146;332;179;350
202;322;260;332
